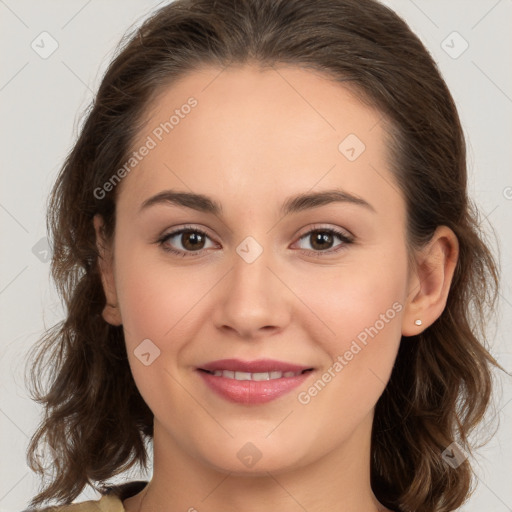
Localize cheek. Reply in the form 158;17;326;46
112;246;208;415
292;248;407;419
296;254;406;349
113;245;209;345
266;253;407;461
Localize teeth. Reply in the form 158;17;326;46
208;369;305;380
252;372;271;381
235;371;252;380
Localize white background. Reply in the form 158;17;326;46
0;1;511;511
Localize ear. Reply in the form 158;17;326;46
93;214;122;326
401;226;459;336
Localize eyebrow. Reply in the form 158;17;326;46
139;188;376;216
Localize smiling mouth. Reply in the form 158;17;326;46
197;361;315;404
198;368;314;381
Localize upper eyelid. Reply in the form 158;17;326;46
160;224;353;248
160;226;215;245
295;224;353;240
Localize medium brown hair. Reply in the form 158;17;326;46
25;1;506;510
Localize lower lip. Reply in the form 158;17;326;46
197;370;312;404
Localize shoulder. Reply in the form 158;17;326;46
21;481;149;512
20;495;122;512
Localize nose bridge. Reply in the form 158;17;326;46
230;233;277;305
213;233;291;336
235;242;270;288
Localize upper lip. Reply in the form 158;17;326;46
198;358;313;373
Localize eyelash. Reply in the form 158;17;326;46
156;224;354;258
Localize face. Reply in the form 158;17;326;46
97;64;413;474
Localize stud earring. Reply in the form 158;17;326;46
414;319;422;326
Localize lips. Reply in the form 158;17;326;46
199;358;312;373
197;358;314;404
204;369;305;380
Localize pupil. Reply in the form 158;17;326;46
180;230;334;252
312;231;332;250
183;232;204;250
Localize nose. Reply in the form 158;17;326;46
211;242;292;340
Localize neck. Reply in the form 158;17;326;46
127;412;390;512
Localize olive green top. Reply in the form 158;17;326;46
23;482;149;512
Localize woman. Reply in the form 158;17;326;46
24;0;506;511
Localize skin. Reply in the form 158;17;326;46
94;64;459;512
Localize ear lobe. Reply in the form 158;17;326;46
93;214;122;326
402;226;459;337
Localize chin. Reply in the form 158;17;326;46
195;438;311;476
205;455;300;476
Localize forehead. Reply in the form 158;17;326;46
117;64;401;217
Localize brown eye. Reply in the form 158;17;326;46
158;227;215;256
309;231;335;250
180;231;207;251
295;227;353;255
